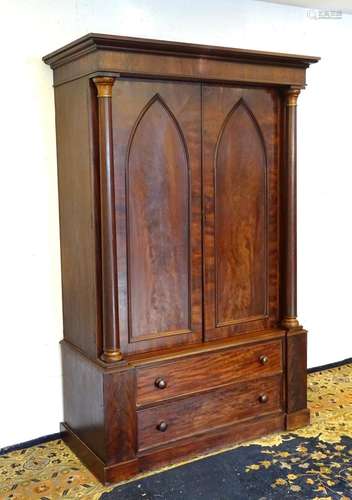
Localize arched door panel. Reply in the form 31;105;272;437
112;80;202;354
203;85;280;340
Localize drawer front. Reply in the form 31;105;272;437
136;340;282;406
138;375;282;451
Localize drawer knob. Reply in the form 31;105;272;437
155;378;167;389
156;421;168;432
259;355;269;365
259;394;268;404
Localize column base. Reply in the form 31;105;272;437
281;317;300;329
100;350;123;363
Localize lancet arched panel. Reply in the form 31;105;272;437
127;95;190;341
215;98;268;325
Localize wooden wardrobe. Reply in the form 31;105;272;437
44;34;319;484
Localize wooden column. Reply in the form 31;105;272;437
281;87;309;430
281;87;300;330
93;77;122;363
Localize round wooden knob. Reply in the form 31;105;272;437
155;378;167;389
156;421;168;432
259;394;268;404
259;355;269;365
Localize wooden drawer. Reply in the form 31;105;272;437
137;374;282;451
136;340;282;406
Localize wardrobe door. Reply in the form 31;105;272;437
202;85;280;341
112;80;202;354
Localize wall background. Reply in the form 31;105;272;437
0;0;351;447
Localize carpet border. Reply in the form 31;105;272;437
307;357;352;374
0;433;61;456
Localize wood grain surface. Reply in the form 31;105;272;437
137;339;282;406
137;375;283;450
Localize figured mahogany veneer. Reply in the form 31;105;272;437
138;375;283;451
44;34;319;485
136;340;282;406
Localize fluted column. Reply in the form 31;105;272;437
281;88;300;330
93;76;122;363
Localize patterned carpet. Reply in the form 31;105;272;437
0;363;351;499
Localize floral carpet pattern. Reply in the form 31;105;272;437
0;363;351;499
245;436;352;498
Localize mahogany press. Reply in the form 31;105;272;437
43;34;319;484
